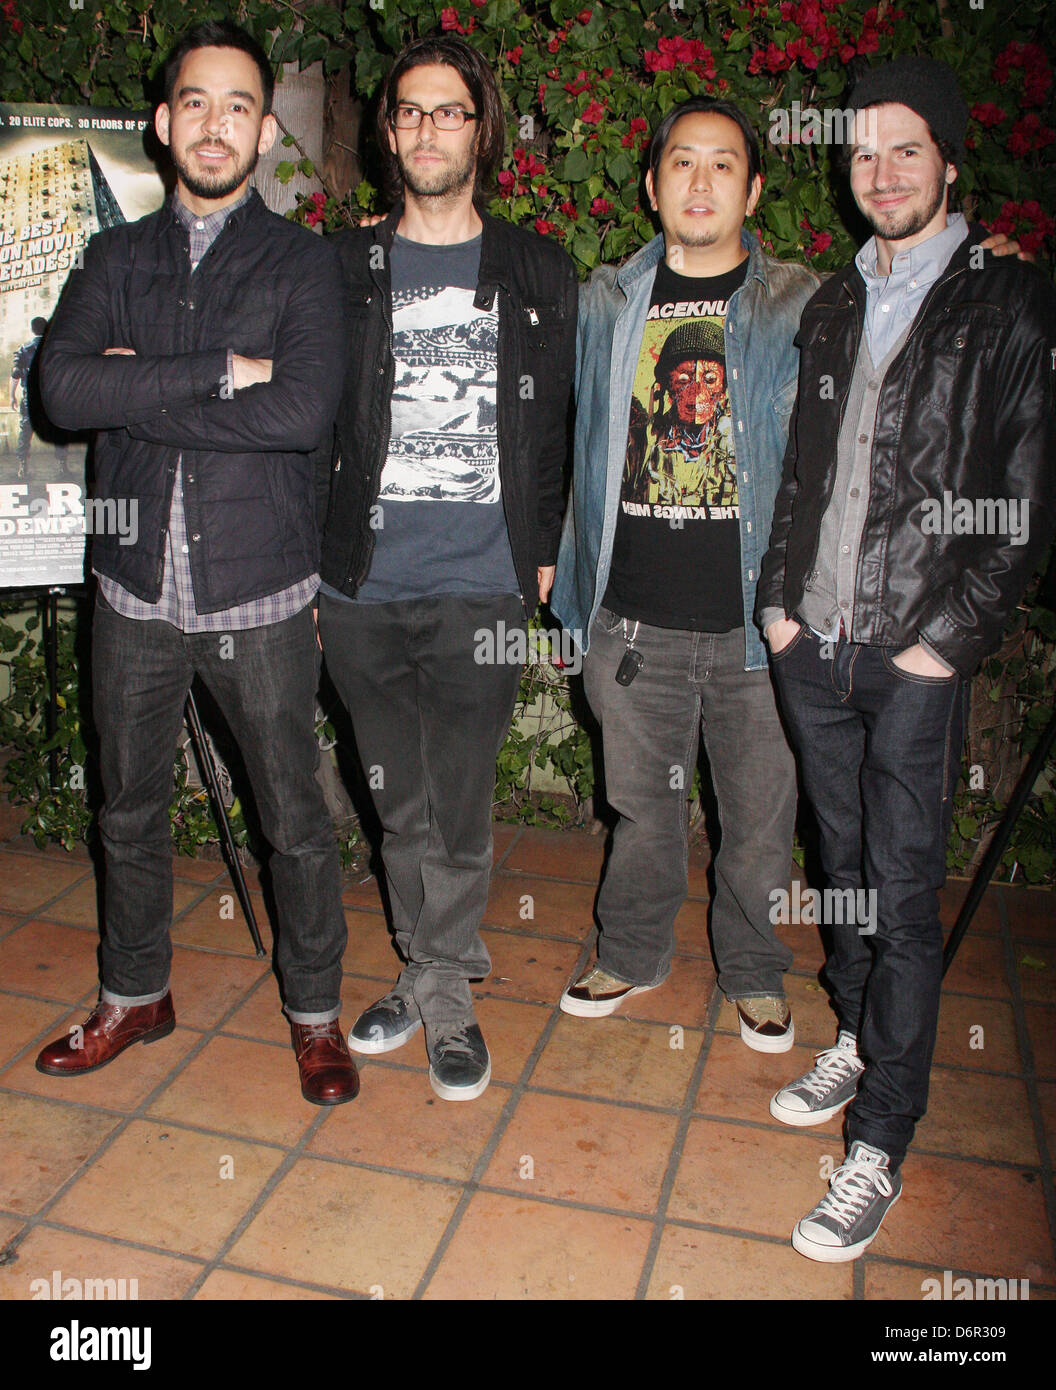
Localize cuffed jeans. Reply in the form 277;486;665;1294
583;607;796;998
318;592;524;1032
92;594;347;1020
770;626;967;1168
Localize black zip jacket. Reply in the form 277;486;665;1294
320;206;577;613
757;229;1056;677
39;190;347;612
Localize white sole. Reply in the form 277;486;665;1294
347;1017;422;1055
769;1091;853;1126
739;1017;795;1053
429;1059;491;1101
559;983;658;1018
791;1187;901;1262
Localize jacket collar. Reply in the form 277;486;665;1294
157;185;264;239
370;202;513;300
840;219;989;305
615;225;768;293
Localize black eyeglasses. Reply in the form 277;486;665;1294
390;103;478;131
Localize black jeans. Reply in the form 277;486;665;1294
318;592;524;1031
771;627;967;1168
583;609;796;997
92;595;346;1018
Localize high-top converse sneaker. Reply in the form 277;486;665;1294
770;1030;863;1125
792;1141;901;1262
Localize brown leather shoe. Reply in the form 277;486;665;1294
35;994;175;1076
291;1020;360;1106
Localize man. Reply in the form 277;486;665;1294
10;318;48;478
36;21;358;1106
550;98;820;1050
317;36;576;1100
757;57;1055;1261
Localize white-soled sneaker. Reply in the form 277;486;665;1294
559;963;659;1018
736;995;795;1052
770;1029;863;1126
792;1141;901;1262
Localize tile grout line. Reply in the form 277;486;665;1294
406;921;597;1300
633;982;726;1300
995;888;1056;1270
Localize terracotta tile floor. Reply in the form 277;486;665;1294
0;821;1053;1303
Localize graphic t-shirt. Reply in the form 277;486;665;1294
602;257;748;631
344;233;518;603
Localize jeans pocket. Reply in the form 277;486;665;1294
881;648;957;685
595;605;623;637
768;625;807;662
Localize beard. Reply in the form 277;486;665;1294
397;142;476;201
172;139;260;201
860;172;948;242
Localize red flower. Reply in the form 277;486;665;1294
535;219;556;236
303;191;327;227
590;197;613;217
547;36;561;53
565;70;592;96
559;200;579;221
807;230;833;257
578;7;593;21
497;171;516;196
440;8;462;34
970;102;1006;129
538;81;548;106
506;46;523;65
581;99;605;125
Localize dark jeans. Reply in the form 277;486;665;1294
583;608;796;997
770;626;967;1168
92;595;346;1018
318;592;524;1031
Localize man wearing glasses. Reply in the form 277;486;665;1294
318;36;577;1100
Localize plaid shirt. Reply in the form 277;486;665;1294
97;191;318;631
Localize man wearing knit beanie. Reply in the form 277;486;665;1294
757;57;1055;1262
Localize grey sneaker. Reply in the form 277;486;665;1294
559;963;659;1018
348;992;422;1055
769;1030;863;1126
427;1021;491;1101
792;1141;901;1262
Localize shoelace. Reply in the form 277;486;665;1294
435;1025;475;1059
742;997;786;1025
815;1155;893;1230
798;1043;862;1100
298;1021;336;1044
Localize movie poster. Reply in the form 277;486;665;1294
0;103;165;589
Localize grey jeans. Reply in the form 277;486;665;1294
583;608;796;998
319;591;524;1030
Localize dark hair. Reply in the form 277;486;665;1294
163;21;275;116
375;35;506;206
838;108;960;211
648;98;762;197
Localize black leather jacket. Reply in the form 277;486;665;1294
757;228;1056;677
320;206;577;614
40;191;347;612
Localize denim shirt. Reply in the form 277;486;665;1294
551;229;821;671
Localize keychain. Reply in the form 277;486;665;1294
615;618;644;686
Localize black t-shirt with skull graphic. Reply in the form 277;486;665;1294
602;257;748;632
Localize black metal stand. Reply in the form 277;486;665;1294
184;687;266;959
943;706;1056;975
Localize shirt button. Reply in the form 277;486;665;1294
186;474;194;483
881;303;891;313
742;472;749;482
195;220;205;230
842;545;850;554
181;545;189;554
868;381;878;390
748;569;754;581
746;521;752;532
909;279;917;288
850;488;859;499
191;533;200;542
840;600;849;610
858;434;868;443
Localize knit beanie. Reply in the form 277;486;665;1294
846;57;968;167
